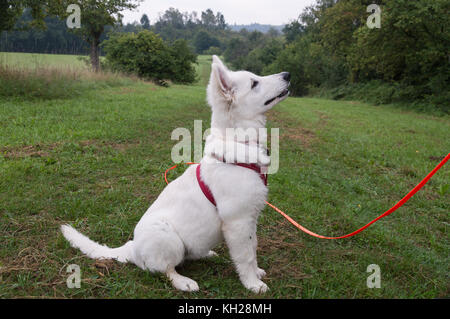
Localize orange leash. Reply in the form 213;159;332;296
164;153;449;239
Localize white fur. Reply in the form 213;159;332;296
61;56;290;293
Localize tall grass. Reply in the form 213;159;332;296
0;60;138;100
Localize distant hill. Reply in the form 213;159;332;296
228;23;285;34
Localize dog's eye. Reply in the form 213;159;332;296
251;80;259;89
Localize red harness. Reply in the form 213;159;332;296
196;163;267;207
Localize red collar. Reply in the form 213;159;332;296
196;163;267;207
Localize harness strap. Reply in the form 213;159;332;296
196;163;267;207
196;164;216;206
234;163;268;186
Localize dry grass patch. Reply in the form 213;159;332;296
0;63;137;100
78;139;141;153
0;139;140;159
1;143;61;159
268;110;320;149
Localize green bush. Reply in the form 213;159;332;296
315;81;449;115
241;38;283;75
102;30;197;84
223;32;283;74
204;46;222;56
169;39;198;84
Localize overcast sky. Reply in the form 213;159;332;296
122;0;316;25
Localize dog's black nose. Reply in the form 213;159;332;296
282;72;291;82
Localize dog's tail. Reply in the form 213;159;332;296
60;224;134;263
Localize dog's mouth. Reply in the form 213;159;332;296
264;89;290;106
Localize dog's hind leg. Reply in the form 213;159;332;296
134;220;199;292
166;268;199;292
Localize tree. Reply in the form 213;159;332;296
267;27;280;38
319;0;364;60
216;12;226;30
140;13;150;30
152;7;186;42
348;0;450;87
282;20;304;43
223;37;250;68
56;0;141;72
0;0;55;32
1;9;87;54
194;30;220;53
0;0;23;31
201;9;216;30
159;7;185;29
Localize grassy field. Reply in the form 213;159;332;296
0;52;136;100
0;52;89;70
0;53;449;298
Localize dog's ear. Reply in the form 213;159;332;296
212;55;227;69
211;56;234;101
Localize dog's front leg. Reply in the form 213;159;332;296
222;218;268;293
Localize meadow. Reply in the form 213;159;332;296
0;53;448;298
0;52;89;69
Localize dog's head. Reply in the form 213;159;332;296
207;55;290;122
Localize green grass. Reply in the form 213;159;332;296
195;55;212;86
0;54;449;299
0;52;89;70
0;52;137;100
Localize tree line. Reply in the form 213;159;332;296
227;0;449;113
1;0;448;113
1;9;90;55
1;4;251;57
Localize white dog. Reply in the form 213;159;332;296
61;56;290;293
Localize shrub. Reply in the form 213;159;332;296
204;46;222;56
315;81;449;115
168;39;198;84
102;30;197;85
240;39;284;75
223;33;283;74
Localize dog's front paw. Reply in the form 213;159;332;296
244;279;269;294
256;267;266;279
